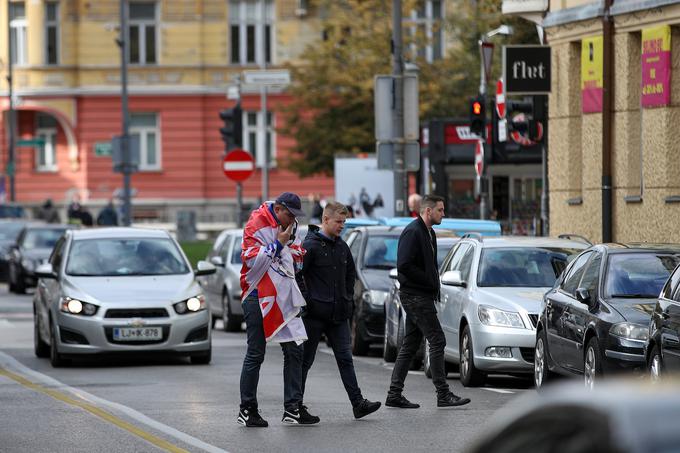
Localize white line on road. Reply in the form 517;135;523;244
481;388;515;394
0;351;228;453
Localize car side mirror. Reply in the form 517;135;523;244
575;287;591;305
35;263;57;279
209;256;225;268
195;260;216;276
441;270;466;287
389;268;398;279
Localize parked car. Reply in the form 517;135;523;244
535;243;680;389
7;223;74;293
467;379;680;453
379;217;501;236
0;220;31;283
345;226;456;355
201;225;308;331
341;218;381;240
32;227;215;367
436;235;588;386
646;261;680;380
383;236;460;363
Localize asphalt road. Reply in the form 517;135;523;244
0;284;535;453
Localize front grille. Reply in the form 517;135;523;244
528;314;539;329
105;308;169;318
60;327;89;345
520;347;535;363
104;326;170;345
184;325;209;343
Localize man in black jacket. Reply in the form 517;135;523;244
386;195;471;409
298;202;381;419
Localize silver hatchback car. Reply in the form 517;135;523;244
32;228;216;367
433;235;588;386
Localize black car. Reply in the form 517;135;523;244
646;262;680;379
7;224;74;293
534;243;680;389
0;220;30;282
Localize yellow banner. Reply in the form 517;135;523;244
581;36;603;113
642;25;671;53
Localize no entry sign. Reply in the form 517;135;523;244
223;149;255;182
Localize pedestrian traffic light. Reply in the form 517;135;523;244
469;96;486;137
219;103;243;150
506;99;544;145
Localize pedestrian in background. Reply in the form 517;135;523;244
386;194;471;409
407;193;422;218
237;192;320;428
36;199;60;223
97;200;119;226
298;202;381;420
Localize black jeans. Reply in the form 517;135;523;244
388;292;450;398
301;302;363;405
239;294;304;412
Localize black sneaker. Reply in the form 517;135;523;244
237;407;268;427
385;395;420;409
282;404;320;425
353;399;381;419
437;392;471;408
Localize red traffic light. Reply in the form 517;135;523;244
472;102;482;115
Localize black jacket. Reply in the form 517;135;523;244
397;216;440;299
297;225;356;322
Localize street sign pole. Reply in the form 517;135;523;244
260;0;269;203
478;40;494;221
392;0;407;216
7;1;16;202
119;0;132;226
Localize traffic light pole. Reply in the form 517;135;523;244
392;0;407;216
119;0;132;226
478;38;488;221
260;0;269;202
6;1;16;202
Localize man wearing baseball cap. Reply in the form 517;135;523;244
238;192;319;427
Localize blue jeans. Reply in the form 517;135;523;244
301;302;363;406
239;294;304;412
388;292;450;398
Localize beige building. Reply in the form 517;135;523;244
505;0;680;243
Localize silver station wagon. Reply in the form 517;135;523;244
32;227;216;367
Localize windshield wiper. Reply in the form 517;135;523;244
610;293;658;298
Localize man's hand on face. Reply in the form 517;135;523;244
277;222;294;245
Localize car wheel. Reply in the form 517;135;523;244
534;329;555;390
222;291;242;332
460;325;485;387
49;323;68;367
351;316;370;356
191;346;212;365
382;314;398;362
648;344;663;382
34;313;49;358
584;337;603;390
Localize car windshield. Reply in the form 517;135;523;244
363;235;399;270
232;237;243;264
22;229;67;250
478;247;583;287
605;253;680;298
66;238;190;276
0;223;24;241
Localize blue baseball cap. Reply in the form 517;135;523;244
275;192;306;218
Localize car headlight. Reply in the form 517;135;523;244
60;297;98;316
478;305;525;329
609;322;648;341
21;258;36;271
174;295;206;314
362;290;388;308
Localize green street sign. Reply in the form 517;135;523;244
16;138;46;147
5;161;15;177
94;141;113;157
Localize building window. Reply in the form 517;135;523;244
128;2;157;65
243;110;275;168
45;2;59;65
9;2;27;66
130;113;160;170
229;0;273;65
35;114;58;172
407;0;444;63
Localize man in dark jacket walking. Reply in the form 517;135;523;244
386;195;471;409
298;202;381;419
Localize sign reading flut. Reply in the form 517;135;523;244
641;25;671;108
581;36;603;113
503;45;551;95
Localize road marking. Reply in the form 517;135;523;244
481;388;515;394
0;352;228;453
